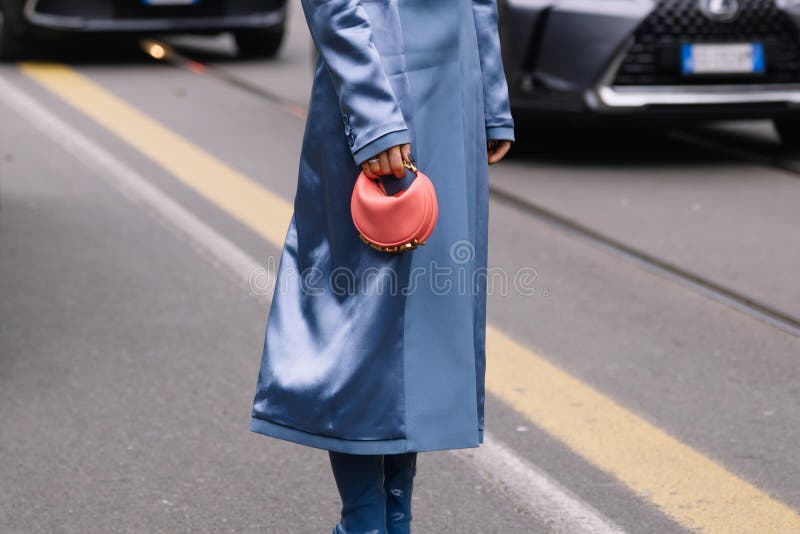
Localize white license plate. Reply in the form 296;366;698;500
681;43;765;75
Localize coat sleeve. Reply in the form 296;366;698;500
472;0;515;142
301;0;411;166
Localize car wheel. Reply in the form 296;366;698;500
774;119;800;147
234;27;284;59
0;4;26;62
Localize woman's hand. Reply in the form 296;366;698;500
487;139;512;165
361;143;412;179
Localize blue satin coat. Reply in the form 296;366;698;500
251;0;515;454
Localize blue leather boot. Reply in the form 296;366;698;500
328;451;388;534
383;453;417;534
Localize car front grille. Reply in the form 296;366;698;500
612;0;800;86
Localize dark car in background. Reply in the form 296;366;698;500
0;0;287;61
499;0;800;144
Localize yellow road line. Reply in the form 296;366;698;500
22;62;800;534
488;326;800;533
20;63;292;247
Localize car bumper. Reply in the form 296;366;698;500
594;85;800;109
503;0;800;118
22;0;286;33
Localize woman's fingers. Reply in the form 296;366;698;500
387;145;405;178
360;143;413;179
378;150;391;176
368;156;382;178
400;143;412;164
488;140;512;165
361;161;377;179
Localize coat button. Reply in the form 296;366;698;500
348;132;356;147
344;124;351;136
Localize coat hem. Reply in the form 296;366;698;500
251;416;483;455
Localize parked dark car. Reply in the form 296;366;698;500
0;0;287;61
499;0;800;144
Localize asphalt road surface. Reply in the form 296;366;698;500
2;4;800;533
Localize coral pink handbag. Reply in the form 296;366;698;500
351;160;438;253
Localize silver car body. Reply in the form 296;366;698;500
500;0;800;119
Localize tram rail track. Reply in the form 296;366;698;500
143;38;800;338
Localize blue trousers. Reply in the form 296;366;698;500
329;451;418;534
